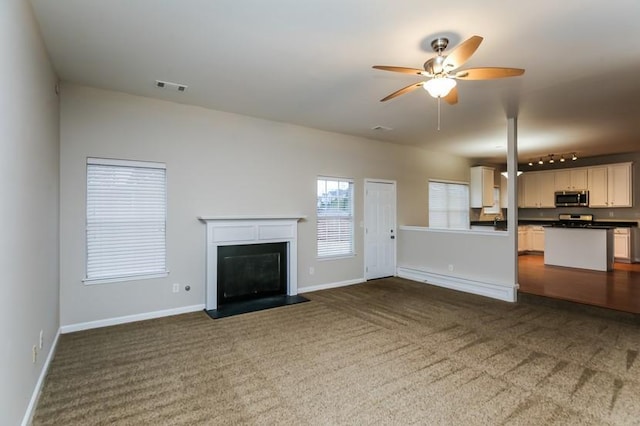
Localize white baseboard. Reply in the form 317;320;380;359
22;328;61;426
397;267;518;302
299;278;365;294
60;304;205;334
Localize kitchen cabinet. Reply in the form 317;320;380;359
500;175;508;209
518;226;529;253
554;168;588;191
588;163;632;208
483;187;501;214
518;225;545;252
608;164;632;207
470;166;495;208
521;171;555;208
614;228;631;261
530;226;546;251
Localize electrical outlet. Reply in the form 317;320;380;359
172;283;180;293
32;345;37;363
448;264;454;272
609;212;614;217
309;267;314;275
39;330;44;349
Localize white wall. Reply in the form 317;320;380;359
397;228;517;302
59;84;470;327
0;0;60;424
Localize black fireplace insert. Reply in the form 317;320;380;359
217;242;287;305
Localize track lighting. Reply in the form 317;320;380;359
527;152;578;167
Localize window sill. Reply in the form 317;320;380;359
317;254;356;261
83;271;169;285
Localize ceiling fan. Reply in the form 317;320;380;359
372;35;524;104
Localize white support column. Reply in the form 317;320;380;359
506;117;519;297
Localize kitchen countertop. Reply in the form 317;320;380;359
471;219;638;228
520;219;638;227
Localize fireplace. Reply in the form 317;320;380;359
198;216;305;311
217;242;287;304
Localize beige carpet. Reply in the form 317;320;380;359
33;278;640;425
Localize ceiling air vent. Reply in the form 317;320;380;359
155;80;188;92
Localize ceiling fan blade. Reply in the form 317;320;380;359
443;86;458;105
372;65;424;75
455;67;525;80
442;35;483;71
380;82;424;102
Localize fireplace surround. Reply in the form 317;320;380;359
198;216;305;311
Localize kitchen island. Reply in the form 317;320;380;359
544;226;614;271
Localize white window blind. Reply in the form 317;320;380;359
317;177;354;257
429;181;470;229
86;158;167;282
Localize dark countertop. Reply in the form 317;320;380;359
471;220;638;228
520;219;638;228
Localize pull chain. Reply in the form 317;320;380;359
437;97;441;131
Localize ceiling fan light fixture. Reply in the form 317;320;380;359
423;77;456;98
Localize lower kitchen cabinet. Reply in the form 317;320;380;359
518;226;529;253
614;228;631;261
518;225;545;253
530;226;546;252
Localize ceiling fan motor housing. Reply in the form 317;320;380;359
423;56;445;75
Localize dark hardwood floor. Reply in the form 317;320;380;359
518;253;640;314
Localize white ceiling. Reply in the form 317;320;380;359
30;0;640;163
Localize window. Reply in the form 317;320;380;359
317;177;354;258
428;180;470;229
85;158;167;283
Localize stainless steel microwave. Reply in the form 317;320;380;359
554;191;589;207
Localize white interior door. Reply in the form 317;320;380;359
364;180;397;280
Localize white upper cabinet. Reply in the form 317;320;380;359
521;171;555;208
588;162;632;208
608;163;632;207
588;166;608;207
500;175;508;209
554;168;588;191
470;166;495;208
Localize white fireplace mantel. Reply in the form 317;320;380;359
198;215;305;310
198;215;307;221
